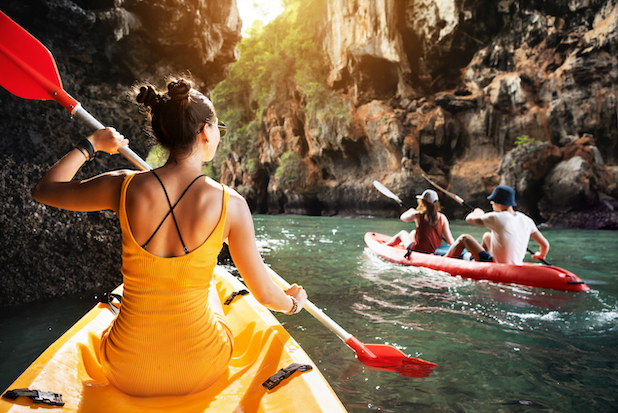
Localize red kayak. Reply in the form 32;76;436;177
365;232;589;292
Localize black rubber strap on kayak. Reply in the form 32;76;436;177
224;289;249;305
262;363;313;391
98;292;122;315
2;388;65;406
404;243;413;259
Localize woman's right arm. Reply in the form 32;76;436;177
225;192;307;314
32;128;130;213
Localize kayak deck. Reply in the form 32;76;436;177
0;266;347;412
365;232;589;292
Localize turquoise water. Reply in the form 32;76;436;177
1;215;617;412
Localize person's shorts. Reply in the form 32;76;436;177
477;251;494;262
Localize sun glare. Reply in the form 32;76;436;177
237;0;284;35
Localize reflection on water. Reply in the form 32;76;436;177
1;215;617;412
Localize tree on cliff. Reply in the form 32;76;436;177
211;0;346;177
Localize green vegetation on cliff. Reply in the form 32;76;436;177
274;151;307;190
211;0;347;178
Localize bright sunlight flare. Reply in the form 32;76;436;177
237;0;284;35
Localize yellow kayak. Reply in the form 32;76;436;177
0;266;347;412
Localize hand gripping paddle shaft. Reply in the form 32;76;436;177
0;11;149;171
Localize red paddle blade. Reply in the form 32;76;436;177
345;337;437;378
0;11;77;111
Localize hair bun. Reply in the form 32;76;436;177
168;80;191;101
137;86;161;109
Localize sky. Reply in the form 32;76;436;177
237;0;284;35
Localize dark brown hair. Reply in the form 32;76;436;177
416;199;441;227
136;78;214;153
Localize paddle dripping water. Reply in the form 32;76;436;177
2;216;618;412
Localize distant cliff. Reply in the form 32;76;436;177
221;0;618;228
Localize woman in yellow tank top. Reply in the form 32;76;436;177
32;78;308;397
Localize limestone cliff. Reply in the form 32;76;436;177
223;0;618;229
2;0;618;307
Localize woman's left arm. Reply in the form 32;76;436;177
32;128;130;213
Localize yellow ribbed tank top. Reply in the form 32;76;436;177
100;172;234;396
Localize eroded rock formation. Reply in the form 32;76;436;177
223;0;618;228
0;0;242;306
2;0;618;307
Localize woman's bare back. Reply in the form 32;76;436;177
125;170;225;258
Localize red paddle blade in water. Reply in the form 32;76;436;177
345;337;437;378
0;11;77;110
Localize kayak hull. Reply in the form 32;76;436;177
0;266;347;412
365;232;589;292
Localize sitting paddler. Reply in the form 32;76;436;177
32;77;308;397
386;189;455;254
445;185;550;264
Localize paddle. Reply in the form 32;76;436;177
372;180;420;258
421;174;553;266
0;11;150;171
373;181;409;209
1;11;437;378
266;267;437;378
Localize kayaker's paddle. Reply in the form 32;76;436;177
266;267;437;378
373;180;420;258
1;10;436;377
373;180;409;208
422;174;553;265
0;11;150;171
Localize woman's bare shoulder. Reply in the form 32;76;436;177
216;183;250;218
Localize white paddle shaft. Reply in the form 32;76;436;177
266;266;352;342
73;105;151;171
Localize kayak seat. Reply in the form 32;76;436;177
434;244;469;259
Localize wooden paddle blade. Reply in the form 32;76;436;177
345;337;437;378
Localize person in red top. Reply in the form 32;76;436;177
386;189;455;254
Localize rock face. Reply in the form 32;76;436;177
2;0;618;307
0;0;242;307
222;0;617;228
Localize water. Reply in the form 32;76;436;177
1;215;617;412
